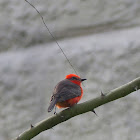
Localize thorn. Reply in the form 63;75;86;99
31;124;34;128
101;90;105;97
91;109;98;116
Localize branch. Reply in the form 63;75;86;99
13;77;140;140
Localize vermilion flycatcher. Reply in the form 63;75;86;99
48;74;86;112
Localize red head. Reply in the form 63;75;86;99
65;74;86;86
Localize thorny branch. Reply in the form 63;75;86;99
13;77;140;140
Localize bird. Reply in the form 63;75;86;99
48;74;86;113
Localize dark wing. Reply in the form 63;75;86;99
52;79;81;102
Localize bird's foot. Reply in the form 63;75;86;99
54;106;57;115
54;110;58;115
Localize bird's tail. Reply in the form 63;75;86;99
48;98;57;112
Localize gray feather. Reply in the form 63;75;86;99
48;79;81;112
48;98;57;112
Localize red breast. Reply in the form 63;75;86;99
48;74;87;112
56;74;86;108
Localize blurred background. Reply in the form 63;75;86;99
0;0;140;140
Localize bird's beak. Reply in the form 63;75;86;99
81;78;87;82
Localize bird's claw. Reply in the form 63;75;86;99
54;106;57;115
54;111;57;115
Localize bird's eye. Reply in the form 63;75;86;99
72;77;77;80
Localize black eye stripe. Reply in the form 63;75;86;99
70;77;79;80
73;77;77;79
